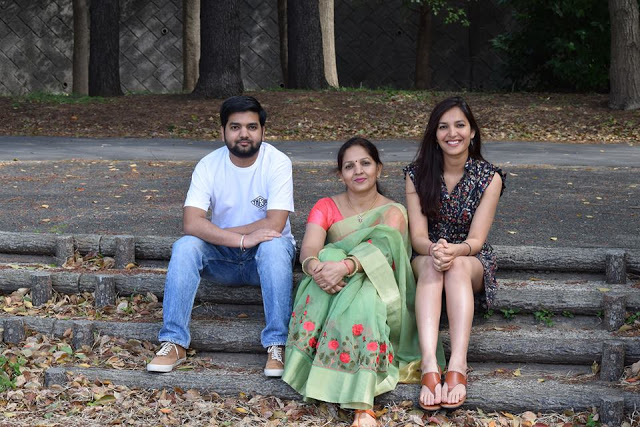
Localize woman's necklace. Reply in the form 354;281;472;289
345;193;379;223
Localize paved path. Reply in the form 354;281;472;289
2;136;639;167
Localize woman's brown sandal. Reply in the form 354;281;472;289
351;409;377;426
419;370;442;411
440;370;467;409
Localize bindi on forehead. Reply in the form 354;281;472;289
345;157;372;163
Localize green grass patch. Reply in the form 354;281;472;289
534;309;554;327
501;308;520;320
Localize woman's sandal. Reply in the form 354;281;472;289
351;409;377;426
440;370;467;409
419;371;442;411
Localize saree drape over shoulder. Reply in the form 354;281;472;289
283;203;445;409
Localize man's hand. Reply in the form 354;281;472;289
242;228;282;249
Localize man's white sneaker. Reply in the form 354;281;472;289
264;345;285;377
146;342;187;373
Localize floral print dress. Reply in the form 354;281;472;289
404;157;506;308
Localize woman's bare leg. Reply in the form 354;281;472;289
441;256;484;405
413;255;445;408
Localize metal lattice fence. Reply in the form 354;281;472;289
0;0;510;96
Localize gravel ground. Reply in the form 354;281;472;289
1;159;638;249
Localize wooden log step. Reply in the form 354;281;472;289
44;362;640;414
1;231;638;272
1;266;637;313
494;279;639;313
4;315;638;364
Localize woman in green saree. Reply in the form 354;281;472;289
282;138;444;427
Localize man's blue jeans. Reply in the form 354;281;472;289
158;235;295;349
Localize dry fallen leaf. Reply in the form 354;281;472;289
618;324;633;332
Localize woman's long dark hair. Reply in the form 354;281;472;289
413;96;484;218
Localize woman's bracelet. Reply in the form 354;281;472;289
340;259;353;276
301;256;319;276
240;235;246;252
462;241;472;256
346;256;360;277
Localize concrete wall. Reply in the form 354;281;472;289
0;0;510;95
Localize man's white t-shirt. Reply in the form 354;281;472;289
184;142;295;245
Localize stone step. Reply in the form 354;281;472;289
43;361;640;416
0;265;637;313
0;231;637;274
3;315;638;364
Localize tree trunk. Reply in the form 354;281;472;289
277;0;288;88
88;0;122;97
319;0;338;88
608;0;640;110
182;0;200;92
192;0;243;98
72;0;89;95
414;2;433;90
287;0;328;89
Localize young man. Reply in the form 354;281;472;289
146;95;295;377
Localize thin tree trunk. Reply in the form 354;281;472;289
192;0;243;98
89;0;122;97
287;0;327;89
72;0;89;95
608;0;640;110
277;0;287;88
182;0;200;92
319;0;338;88
414;3;433;90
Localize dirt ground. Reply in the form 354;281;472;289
1;90;639;144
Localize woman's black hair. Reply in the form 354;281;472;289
337;137;384;194
413;96;484;218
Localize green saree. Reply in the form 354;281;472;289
282;203;445;409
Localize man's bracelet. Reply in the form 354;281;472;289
240;234;246;252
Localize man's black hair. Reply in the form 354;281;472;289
220;95;267;128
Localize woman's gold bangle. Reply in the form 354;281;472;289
346;256;360;277
301;256;319;276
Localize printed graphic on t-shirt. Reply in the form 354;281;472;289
251;196;268;210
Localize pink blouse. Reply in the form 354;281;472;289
307;197;344;231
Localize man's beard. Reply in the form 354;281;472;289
227;139;262;158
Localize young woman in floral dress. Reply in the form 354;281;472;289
405;97;505;410
283;137;444;427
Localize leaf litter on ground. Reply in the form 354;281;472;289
0;330;638;426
